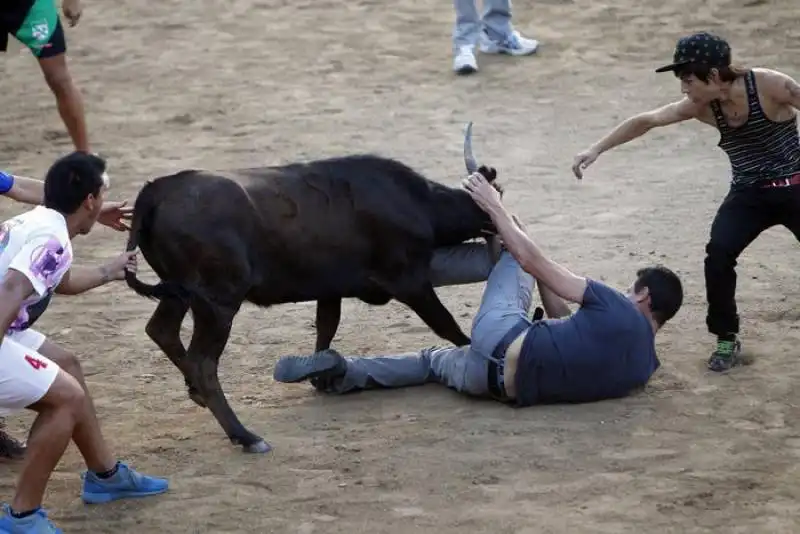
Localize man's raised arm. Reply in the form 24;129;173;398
462;172;588;305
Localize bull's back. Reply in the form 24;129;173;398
135;158;441;304
237;155;437;253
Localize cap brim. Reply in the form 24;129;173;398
655;60;690;73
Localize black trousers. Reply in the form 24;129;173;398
705;182;800;337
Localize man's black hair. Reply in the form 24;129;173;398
634;265;684;326
44;152;107;214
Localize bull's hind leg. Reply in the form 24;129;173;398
186;302;270;454
145;297;206;408
314;298;341;352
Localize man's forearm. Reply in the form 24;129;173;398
57;265;112;295
537;282;572;319
0;303;20;336
590;115;652;155
5;175;45;205
485;205;548;276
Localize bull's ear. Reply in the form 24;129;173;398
477;166;497;182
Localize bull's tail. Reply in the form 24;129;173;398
125;179;188;301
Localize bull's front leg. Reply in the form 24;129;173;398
392;282;471;347
314;298;341;352
187;302;271;454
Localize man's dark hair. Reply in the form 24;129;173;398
634;265;684;327
44;152;107;214
673;63;748;83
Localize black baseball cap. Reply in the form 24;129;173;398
655;32;731;73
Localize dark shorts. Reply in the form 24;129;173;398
0;0;66;59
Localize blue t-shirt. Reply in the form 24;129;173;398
514;279;658;406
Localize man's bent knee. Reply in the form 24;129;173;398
31;370;85;416
38;342;81;379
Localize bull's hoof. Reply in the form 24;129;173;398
242;440;272;454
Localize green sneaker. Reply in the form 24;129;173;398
707;337;742;372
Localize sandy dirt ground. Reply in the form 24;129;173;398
2;0;800;532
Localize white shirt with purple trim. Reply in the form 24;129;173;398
0;206;73;334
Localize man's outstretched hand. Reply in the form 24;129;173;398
98;200;133;232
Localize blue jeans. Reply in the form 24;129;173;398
325;251;535;397
452;0;514;50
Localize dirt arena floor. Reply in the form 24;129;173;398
3;0;800;532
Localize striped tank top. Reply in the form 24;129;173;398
710;70;800;187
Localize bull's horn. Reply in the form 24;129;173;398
463;121;478;174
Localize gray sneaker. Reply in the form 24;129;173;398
273;349;347;384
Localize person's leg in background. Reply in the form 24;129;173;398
705;187;776;372
452;0;481;74
478;0;539;57
0;417;26;461
12;0;90;152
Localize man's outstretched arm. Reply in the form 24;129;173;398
0;171;45;205
0;169;132;231
462;172;588;305
55;249;138;296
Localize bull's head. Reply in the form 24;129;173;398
463;122;503;197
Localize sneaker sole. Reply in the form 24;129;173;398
479;44;539;56
273;351;343;383
82;486;169;505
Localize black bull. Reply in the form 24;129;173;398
124;123;501;453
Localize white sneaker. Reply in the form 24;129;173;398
479;30;539;56
453;45;478;75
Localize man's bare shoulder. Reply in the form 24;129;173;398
752;67;797;90
751;67;800;107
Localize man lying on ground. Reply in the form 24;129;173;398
0;152;168;533
0;167;131;460
274;171;684;406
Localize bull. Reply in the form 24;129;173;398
124;122;501;453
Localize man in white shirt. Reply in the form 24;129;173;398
0;166;131;460
0;152;168;534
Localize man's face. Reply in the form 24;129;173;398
679;71;723;104
79;184;106;235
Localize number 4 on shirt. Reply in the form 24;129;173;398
25;354;48;370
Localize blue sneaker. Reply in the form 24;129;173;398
81;462;169;505
0;504;62;533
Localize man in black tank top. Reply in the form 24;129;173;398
570;31;800;372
